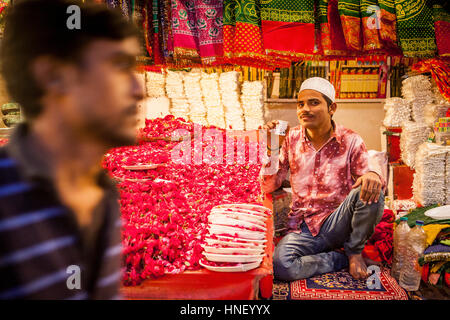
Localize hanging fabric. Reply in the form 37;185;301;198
142;1;154;61
411;58;450;102
319;0;349;56
394;0;436;57
171;0;202;66
223;0;282;69
360;0;383;52
338;0;363;52
260;0;316;59
433;3;450;57
160;0;174;64
194;0;224;65
378;0;400;51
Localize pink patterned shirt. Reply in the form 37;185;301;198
260;122;376;237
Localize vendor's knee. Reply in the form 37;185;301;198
273;246;298;281
273;257;298;282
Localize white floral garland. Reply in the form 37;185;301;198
413;143;449;206
402;75;434;123
201;72;226;129
184;70;208;126
241;81;265;130
145;71;165;98
400;121;431;168
382;97;411;127
166;70;190;121
219;71;244;130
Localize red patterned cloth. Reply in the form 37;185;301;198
223;0;289;69
434;3;450;57
412;58;450;103
338;0;362;52
361;0;383;52
261;0;316;60
272;267;408;300
319;0;350;56
378;0;400;52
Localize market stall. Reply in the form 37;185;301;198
102;0;450;300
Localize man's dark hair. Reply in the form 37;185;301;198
321;93;334;119
0;0;141;120
321;93;333;108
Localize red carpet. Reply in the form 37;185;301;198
273;267;408;300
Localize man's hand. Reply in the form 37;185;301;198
352;172;382;205
259;120;290;151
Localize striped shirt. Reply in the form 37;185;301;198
0;124;123;299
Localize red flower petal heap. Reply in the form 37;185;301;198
102;117;266;285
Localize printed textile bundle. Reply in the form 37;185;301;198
146;71;166;98
184;71;208;126
400;121;431;168
241;81;265;131
219;71;244;130
200;72;226;129
383;97;410;127
166;71;190;121
413;143;449;206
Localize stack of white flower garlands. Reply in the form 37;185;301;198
413;143;450;206
219;71;245;130
400;121;431;168
145;71;166;98
200;72;226;129
424;103;450;127
165;71;190;121
382;97;411;127
241;81;265;130
401;75;434;123
432;82;448;105
183;71;208;126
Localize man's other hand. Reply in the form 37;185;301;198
352;172;382;205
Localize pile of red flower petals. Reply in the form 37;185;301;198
103;115;265;286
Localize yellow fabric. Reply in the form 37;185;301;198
423;224;450;247
430;261;446;273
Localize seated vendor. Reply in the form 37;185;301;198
260;77;385;281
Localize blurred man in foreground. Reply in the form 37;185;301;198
0;0;144;299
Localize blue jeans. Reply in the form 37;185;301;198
273;186;384;281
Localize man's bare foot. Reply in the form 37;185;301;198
348;253;368;280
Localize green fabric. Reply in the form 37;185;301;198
441;239;450;246
318;0;329;24
223;0;261;26
433;3;450;23
360;0;378;18
395;205;450;228
223;0;236;26
338;0;361;18
378;0;395;13
260;0;315;23
394;0;436;57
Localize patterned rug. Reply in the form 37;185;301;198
273;267;408;300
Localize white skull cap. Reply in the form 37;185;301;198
299;77;336;103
